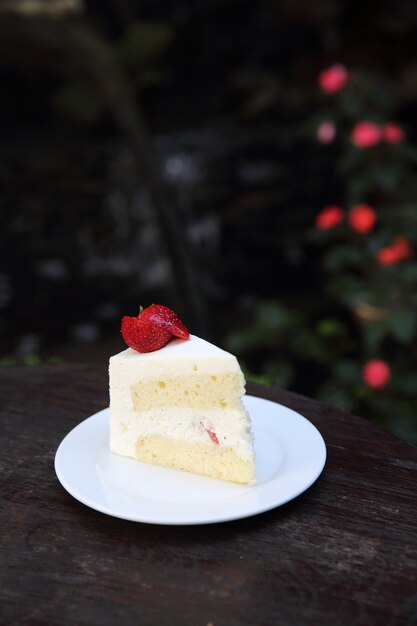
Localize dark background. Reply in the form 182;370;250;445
1;0;417;441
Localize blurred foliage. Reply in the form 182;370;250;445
229;67;417;444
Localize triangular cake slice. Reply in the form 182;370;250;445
109;334;255;484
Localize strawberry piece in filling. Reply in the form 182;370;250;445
200;421;220;445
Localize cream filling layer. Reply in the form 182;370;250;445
110;407;254;462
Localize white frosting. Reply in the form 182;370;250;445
109;334;255;463
109;335;240;380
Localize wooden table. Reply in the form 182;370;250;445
1;364;417;625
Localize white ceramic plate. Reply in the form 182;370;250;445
55;395;326;525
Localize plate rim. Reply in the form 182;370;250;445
54;395;327;525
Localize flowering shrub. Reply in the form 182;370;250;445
230;65;417;444
312;64;417;442
311;64;417;442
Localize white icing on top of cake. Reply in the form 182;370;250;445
111;334;234;360
109;334;239;379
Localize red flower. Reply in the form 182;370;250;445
382;122;405;144
315;205;345;230
318;64;349;94
348;205;377;234
377;236;413;265
377;246;399;265
316;121;336;144
362;360;391;389
392;236;413;260
351;122;382;148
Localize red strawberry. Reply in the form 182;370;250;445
139;304;190;339
121;304;189;353
200;422;220;445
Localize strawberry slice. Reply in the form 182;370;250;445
140;304;189;339
200;421;220;445
121;304;189;353
121;315;172;353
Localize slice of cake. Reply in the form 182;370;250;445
109;309;255;484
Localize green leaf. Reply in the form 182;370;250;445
334;360;360;385
289;328;329;362
255;302;295;332
23;355;42;366
316;318;346;338
327;275;370;306
392;372;417;396
339;148;363;175
363;321;389;352
349;175;375;197
318;382;355;412
386;410;417;444
0;357;17;366
372;165;402;193
226;331;257;354
396;145;417;166
390;310;417;343
242;368;271;386
323;245;364;272
400;263;417;282
48;357;62;364
264;360;294;389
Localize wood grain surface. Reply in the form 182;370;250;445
1;364;416;626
